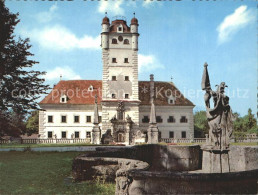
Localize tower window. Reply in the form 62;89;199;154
125;76;129;81
169;131;174;138
181;131;186;138
142;116;149;123
167;116;175;123
124;58;129;63
112;76;116;81
124;39;129;44
74;115;80;123
125;94;129;99
180;116;188;123
61;115;67;123
112;94;116;99
112;58;117;63
156;116;163;123
86;116;91;123
112;39;117;44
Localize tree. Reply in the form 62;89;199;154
194;111;209;138
25;110;39;135
0;1;49;136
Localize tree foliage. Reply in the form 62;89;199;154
25;110;39;136
194;111;209;138
0;1;49;136
194;109;257;138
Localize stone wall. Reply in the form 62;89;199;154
72;144;258;194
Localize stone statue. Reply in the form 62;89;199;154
202;63;234;150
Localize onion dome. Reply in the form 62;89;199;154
131;17;138;25
102;16;110;25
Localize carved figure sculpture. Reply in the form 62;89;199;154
202;63;234;150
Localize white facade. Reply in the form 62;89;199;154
39;16;195;143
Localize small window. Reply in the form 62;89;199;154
75;131;80;138
112;94;116;99
169;131;174;138
180;116;188;123
125;94;129;99
88;85;93;91
60;95;67;103
74;116;79;123
167;116;175;123
169;99;174;104
112;39;117;44
142;116;149;123
61;131;66;139
112;76;116;81
118;27;122;32
98;116;102;123
112;58;117;63
61;115;67;123
156;116;163;123
125;76;129;81
48;116;53;123
182;131;186;138
48;131;53;138
86;116;91;123
86;132;91;138
124;39;129;44
124;58;129;63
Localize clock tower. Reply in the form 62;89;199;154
101;15;140;144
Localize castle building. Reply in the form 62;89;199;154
39;16;195;145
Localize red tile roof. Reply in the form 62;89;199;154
40;80;194;106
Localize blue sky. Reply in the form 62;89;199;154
5;0;257;116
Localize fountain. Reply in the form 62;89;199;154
72;63;258;194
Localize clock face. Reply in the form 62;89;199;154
118;36;123;42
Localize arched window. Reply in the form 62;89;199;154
112;38;117;44
124;39;129;44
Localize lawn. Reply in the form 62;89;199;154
0;151;115;195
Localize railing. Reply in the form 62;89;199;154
0;138;257;145
0;138;91;145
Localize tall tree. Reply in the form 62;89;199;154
25;110;39;136
0;1;49;136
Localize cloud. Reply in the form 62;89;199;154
98;1;124;15
36;3;58;23
21;25;100;50
142;0;155;8
45;66;81;81
138;54;164;73
217;5;255;44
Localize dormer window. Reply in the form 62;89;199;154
117;25;123;33
88;85;93;91
168;96;176;104
112;39;117;44
60;95;67;103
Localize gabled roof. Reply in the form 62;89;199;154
139;81;194;106
40;80;102;105
40;80;194;106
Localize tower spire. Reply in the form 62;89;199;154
93;95;99;124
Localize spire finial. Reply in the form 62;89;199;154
204;62;208;67
171;76;173;82
95;94;98;104
60;74;62;81
105;12;107;16
133;12;135;18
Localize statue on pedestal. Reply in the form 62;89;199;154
202;62;234;151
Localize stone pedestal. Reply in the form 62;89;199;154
147;125;159;144
92;125;101;145
202;147;230;173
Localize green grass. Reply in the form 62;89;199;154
0;151;115;195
